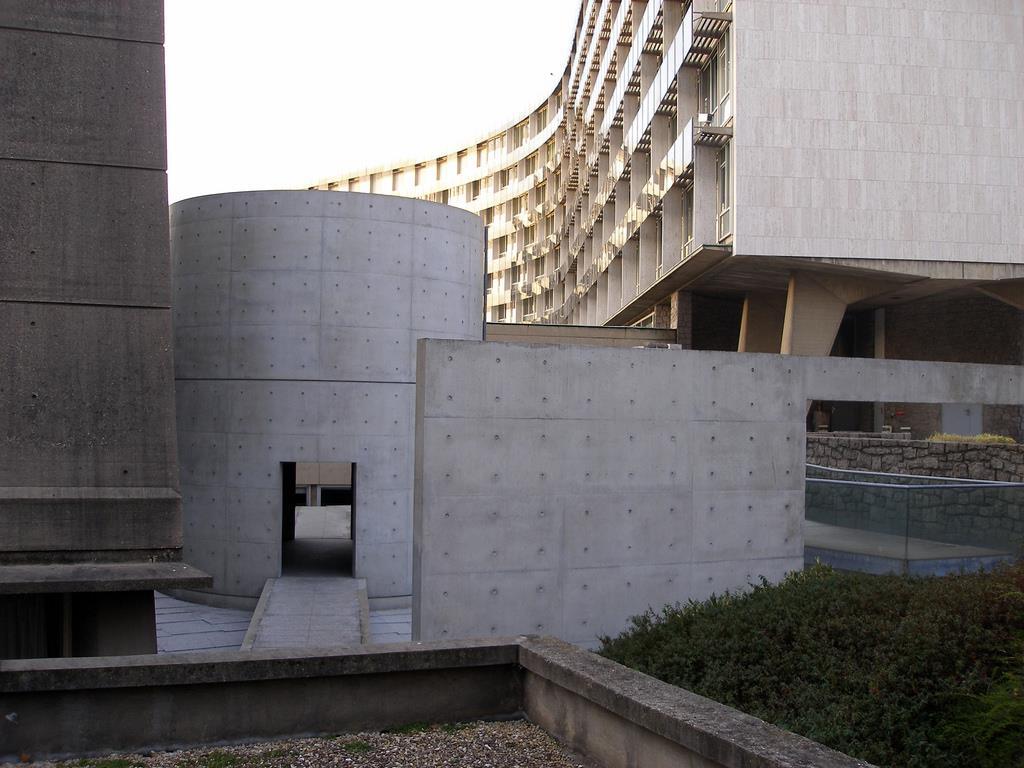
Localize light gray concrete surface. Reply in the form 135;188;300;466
171;190;484;601
413;340;1024;644
733;0;1024;270
295;505;350;539
0;637;871;768
369;607;412;644
242;577;367;649
155;592;251;654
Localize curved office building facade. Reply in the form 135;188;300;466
171;191;484;602
311;0;1024;386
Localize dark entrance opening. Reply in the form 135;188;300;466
280;462;356;577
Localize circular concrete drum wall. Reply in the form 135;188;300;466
171;191;483;603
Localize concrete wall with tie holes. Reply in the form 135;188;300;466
413;339;1024;645
171;191;483;604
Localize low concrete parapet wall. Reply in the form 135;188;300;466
0;640;521;760
807;434;1024;482
0;638;872;767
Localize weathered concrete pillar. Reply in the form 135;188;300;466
640;50;658;99
661;186;684;272
692;145;718;246
638;217;659;292
654;300;672;328
0;0;214;658
651;113;673;167
621;239;639;305
615;176;631;226
738;291;788;353
597;271;608;324
630;149;651;202
607;255;623;318
671;290;694;347
780;272;895;356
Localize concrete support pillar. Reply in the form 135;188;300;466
780;272;895;356
609;125;623;160
615;177;631;225
873;307;886;430
607;255;623;317
671;290;693;348
597;271;608;324
692;145;718;247
652;113;673;167
631;150;651;202
638;217;659;291
586;288;597;325
621;239;639;303
640;50;658;100
654;300;672;328
737;291;787;353
623;93;639;132
678;64;699;119
663;0;683;41
582;236;593;274
661;186;684;272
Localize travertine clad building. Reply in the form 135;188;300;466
312;0;1024;374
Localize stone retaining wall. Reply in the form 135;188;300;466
807;435;1024;482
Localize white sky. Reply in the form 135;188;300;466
165;0;582;203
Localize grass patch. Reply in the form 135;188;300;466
76;760;143;768
600;563;1024;768
926;432;1016;445
384;722;432;735
338;740;373;754
258;747;292;759
198;751;239;768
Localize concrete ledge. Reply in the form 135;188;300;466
0;641;523;760
0;638;873;767
0;639;521;692
519;637;872;768
0;562;211;595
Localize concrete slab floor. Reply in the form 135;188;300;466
155;592;253;654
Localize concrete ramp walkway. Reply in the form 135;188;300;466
242;577;368;650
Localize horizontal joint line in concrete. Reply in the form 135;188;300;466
0;298;170;311
175;377;416;386
0;24;163;45
0;154;166;173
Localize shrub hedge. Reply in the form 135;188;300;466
599;563;1024;767
926;432;1016;445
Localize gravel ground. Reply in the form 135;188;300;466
16;720;600;768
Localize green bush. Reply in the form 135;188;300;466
599;563;1024;768
926;432;1016;445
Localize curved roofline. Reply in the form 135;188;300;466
309;0;587;187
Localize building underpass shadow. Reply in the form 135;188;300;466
281;536;353;577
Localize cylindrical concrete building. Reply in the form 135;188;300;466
171;191;483;604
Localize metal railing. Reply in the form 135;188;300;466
805;463;1024;576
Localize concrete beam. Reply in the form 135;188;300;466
976;280;1024;311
